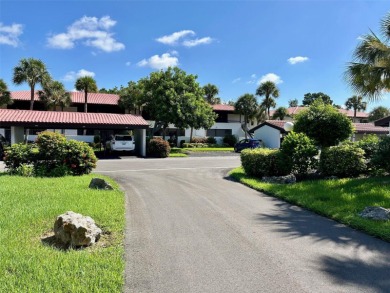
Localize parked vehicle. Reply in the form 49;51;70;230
107;135;135;152
234;138;262;153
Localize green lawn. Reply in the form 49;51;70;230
0;174;124;292
230;167;390;242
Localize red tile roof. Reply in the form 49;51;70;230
11;91;120;105
269;107;368;118
353;123;388;134
212;104;235;111
0;109;148;127
249;120;289;133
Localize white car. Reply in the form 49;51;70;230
108;135;135;152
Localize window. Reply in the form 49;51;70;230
206;129;232;137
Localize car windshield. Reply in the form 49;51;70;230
115;135;132;141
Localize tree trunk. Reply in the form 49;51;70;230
190;127;194;142
30;85;35;110
354;108;357;118
84;90;88;113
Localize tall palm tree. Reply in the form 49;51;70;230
235;93;258;138
272;107;288;120
345;95;367;118
0;79;12;107
345;12;390;101
75;76;98;113
256;81;280;119
38;79;71;111
203;83;221;105
13;58;49;110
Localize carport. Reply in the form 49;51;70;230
0;109;149;157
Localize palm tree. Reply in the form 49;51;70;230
203;83;221;105
235;93;258;138
256;81;280;119
345;95;367;118
272;107;288;120
38;79;71;111
75;76;98;113
13;58;49;110
0;79;12;107
345;12;390;101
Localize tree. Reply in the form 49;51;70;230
0;79;12;106
235;94;258;138
13;58;49;110
345;12;390;101
288;99;298;107
255;104;267;124
38;79;71;111
99;86;120;94
368;106;390;121
75;76;98;113
118;81;144;114
256;81;279;119
203;83;221;105
294;100;354;148
302;92;333;106
272;107;288;120
139;67;216;139
345;95;367;118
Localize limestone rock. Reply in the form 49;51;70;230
359;206;390;221
262;174;296;184
89;178;113;190
54;211;102;247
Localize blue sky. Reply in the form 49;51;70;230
0;0;389;110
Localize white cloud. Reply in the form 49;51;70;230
0;23;23;47
125;61;131;66
182;37;212;47
288;56;309;65
251;74;257;79
258;73;283;84
246;74;257;84
62;69;95;81
137;53;179;70
232;77;241;84
156;30;195;45
47;15;124;52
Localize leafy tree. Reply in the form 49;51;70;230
288;99;298;107
294;100;354;148
13;58;50;110
368;106;390;121
345;12;390;101
255;104;267;124
272;107;288;120
302;92;333;106
203;83;221;105
0;79;12;106
256;81;279;119
75;76;98;113
118;81;144;114
345;95;367;118
99;86;120;94
225;100;236;106
139;67;216;139
235;94;258;138
38;79;71;111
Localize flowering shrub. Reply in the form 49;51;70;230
64;140;97;175
147;137;171;158
3;143;38;171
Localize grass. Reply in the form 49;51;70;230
169;148;188;157
0;174;124;292
183;147;234;152
229;167;390;242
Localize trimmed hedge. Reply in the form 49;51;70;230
223;134;237;147
319;145;366;177
191;137;208;143
241;148;289;178
147;137;171;158
182;143;209;148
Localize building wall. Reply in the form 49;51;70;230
252;125;281;149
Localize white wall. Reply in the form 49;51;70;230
252;125;281;149
27;134;95;143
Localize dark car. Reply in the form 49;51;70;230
234;138;262;153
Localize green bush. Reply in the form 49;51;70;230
280;132;318;175
182;143;209;148
191;137;208;143
35;131;66;161
64;140;98;175
356;134;379;170
147;137;171;158
372;136;390;172
3;143;38;171
206;137;217;144
12;163;34;177
319;145;366;177
223;134;237;147
241;148;289;178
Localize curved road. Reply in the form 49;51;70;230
95;157;390;293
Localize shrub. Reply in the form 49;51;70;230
241;148;289;178
294;100;354;147
179;140;186;148
12;163;34;177
182;143;209;148
372;136;390;172
64;140;98;175
147;137;171;158
223;134;237;147
3;143;38;171
356;134;379;170
319;145;366;177
35;131;66;161
206;137;217;144
279;132;318;175
191;137;208;143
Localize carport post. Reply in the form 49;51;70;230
11;126;24;144
135;129;146;157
